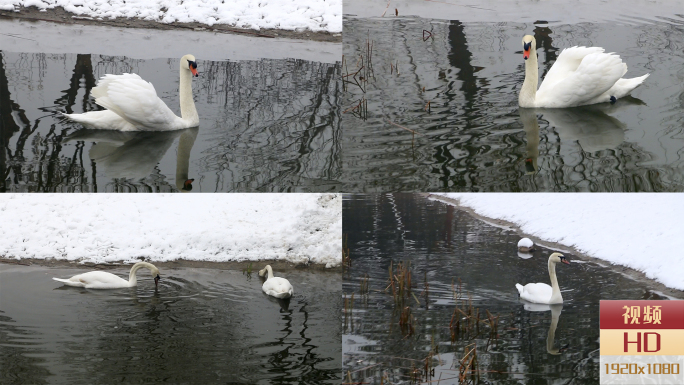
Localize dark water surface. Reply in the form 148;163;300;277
341;16;684;192
342;194;682;384
0;52;340;192
0;264;341;384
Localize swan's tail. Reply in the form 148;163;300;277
515;283;524;296
61;110;137;131
612;73;649;99
52;277;85;287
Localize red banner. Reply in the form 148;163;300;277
600;300;684;330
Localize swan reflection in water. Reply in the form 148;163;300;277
265;295;292;313
522;302;568;355
519;97;643;174
64;127;198;191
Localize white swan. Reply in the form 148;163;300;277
515;253;570;304
518;237;535;253
519;35;648;108
258;265;293;299
52;262;161;289
63;54;200;131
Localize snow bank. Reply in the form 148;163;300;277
0;194;342;267
1;0;342;33
432;193;684;290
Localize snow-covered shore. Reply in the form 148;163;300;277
431;193;684;290
0;194;341;268
0;0;342;33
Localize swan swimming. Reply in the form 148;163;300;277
515;253;570;304
63;54;200;131
517;237;535;253
52;262;161;289
258;265;294;299
519;35;648;108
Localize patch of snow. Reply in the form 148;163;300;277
0;194;342;268
517;238;533;248
432;193;684;290
2;0;342;32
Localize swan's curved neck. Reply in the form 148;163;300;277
519;48;539;108
263;265;274;280
179;63;199;126
548;260;562;303
129;262;155;286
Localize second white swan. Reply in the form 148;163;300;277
258;265;294;299
516;253;570;304
52;262;161;289
63;54;200;131
519;35;648;108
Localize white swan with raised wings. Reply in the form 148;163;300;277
519;35;648;108
63;54;199;131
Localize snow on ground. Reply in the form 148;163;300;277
0;194;341;267
431;193;684;290
0;0;342;33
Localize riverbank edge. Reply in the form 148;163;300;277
0;257;341;273
425;193;684;299
0;6;342;43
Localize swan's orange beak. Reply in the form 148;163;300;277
154;275;160;288
523;41;532;60
562;259;570;265
182;178;194;191
190;67;199;77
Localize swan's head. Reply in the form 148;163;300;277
182;178;194;191
549;252;570;265
258;265;271;277
182;54;199;77
522;35;536;60
149;266;161;288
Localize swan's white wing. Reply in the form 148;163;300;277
538;46;605;92
93;74;180;130
537;52;627;108
66;271;129;289
63;110;138;131
263;277;293;298
53;277;86;287
518;283;553;303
